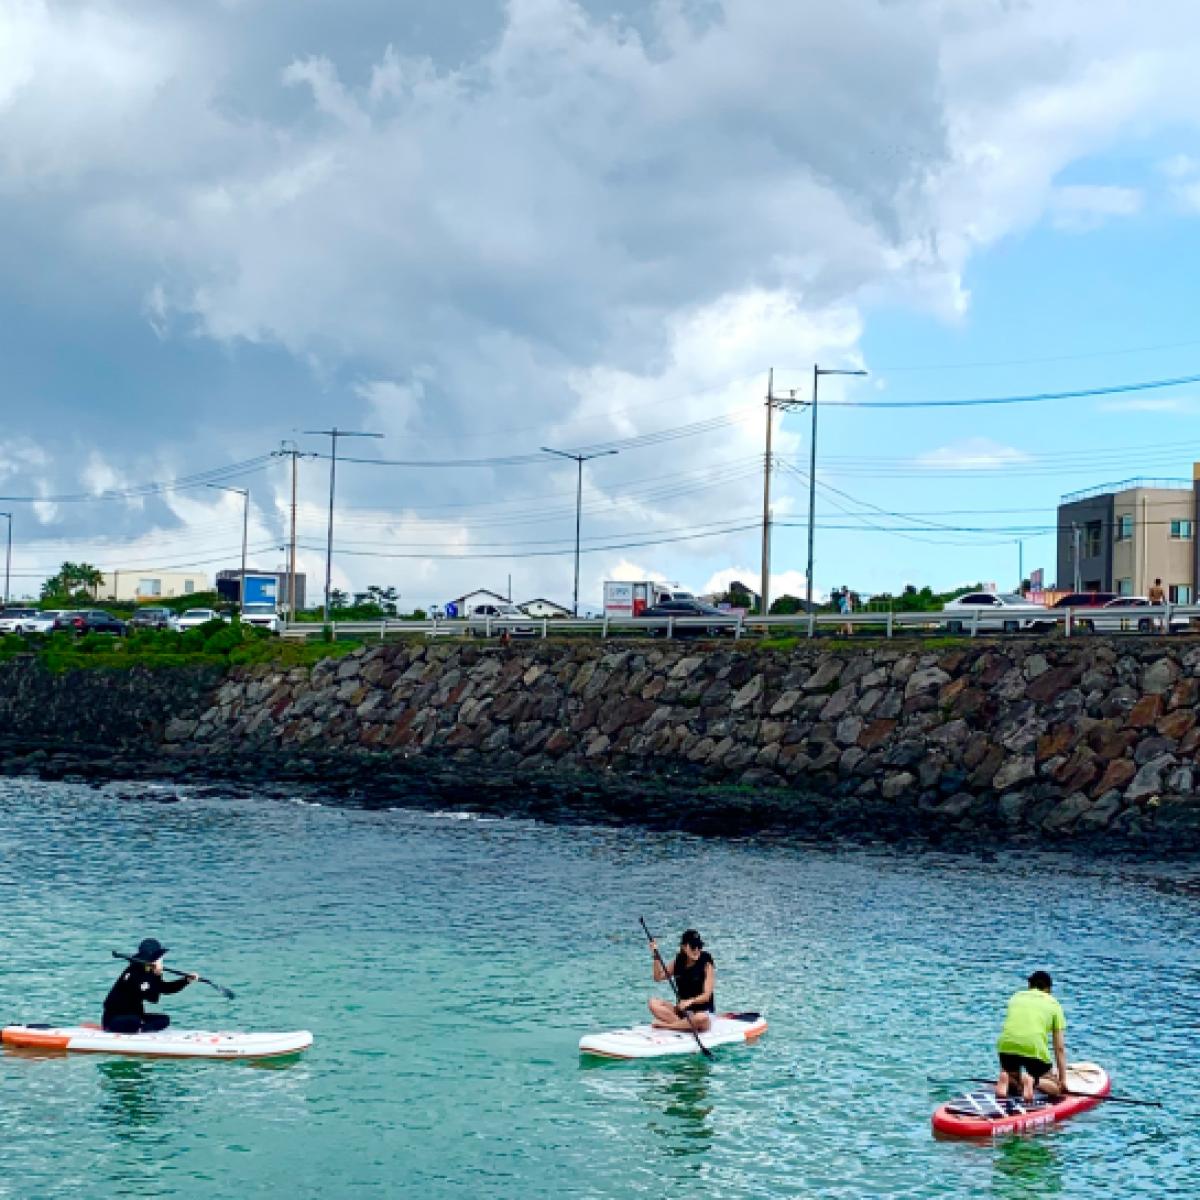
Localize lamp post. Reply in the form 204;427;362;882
0;512;10;607
206;484;249;611
806;365;868;612
303;428;384;621
540;447;619;616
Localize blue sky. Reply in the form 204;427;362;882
4;0;1200;609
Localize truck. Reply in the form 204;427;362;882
603;580;695;618
240;574;282;634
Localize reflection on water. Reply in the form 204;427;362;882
96;1060;165;1139
990;1132;1063;1198
642;1059;714;1157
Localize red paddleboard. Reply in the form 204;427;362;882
932;1062;1110;1138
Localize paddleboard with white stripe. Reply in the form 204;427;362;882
579;1011;767;1060
2;1023;313;1059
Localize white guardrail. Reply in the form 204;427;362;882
281;605;1200;642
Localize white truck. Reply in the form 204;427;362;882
603;580;695;618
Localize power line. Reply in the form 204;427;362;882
0;456;273;504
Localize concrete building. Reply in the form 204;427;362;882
216;568;307;612
101;570;208;602
1057;474;1197;602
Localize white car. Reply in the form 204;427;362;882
175;608;228;631
240;602;281;634
466;602;538;638
942;591;1050;633
1084;596;1191;634
17;609;72;634
0;607;38;633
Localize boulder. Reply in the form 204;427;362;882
993;755;1036;791
1127;753;1176;802
1041;792;1092;833
880;771;916;800
1126;694;1164;729
1142;658;1180;696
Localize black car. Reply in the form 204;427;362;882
129;606;173;630
635;600;737;638
53;609;127;636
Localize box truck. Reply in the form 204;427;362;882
240;574;281;633
603;581;695;618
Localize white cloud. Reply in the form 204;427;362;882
914;438;1032;471
1048;184;1143;232
1097;395;1197;413
1158;153;1200;179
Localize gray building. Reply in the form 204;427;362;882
217;567;307;612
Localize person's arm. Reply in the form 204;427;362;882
1053;1028;1068;1089
650;941;671;983
157;973;199;995
678;962;715;1012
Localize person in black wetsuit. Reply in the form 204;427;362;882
648;929;715;1032
103;939;198;1034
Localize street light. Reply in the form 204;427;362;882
0;512;10;607
303;428;384;621
206;484;249;610
540;447;620;616
806;365;868;612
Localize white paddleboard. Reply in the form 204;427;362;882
1;1023;313;1059
579;1011;767;1059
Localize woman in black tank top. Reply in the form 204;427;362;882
648;929;716;1032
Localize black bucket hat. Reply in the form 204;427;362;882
133;938;168;964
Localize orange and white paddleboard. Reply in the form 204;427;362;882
1;1023;312;1059
579;1011;766;1059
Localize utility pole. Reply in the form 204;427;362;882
540;446;619;616
206;484;250;610
304;428;384;622
1;512;10;607
274;443;313;622
1072;522;1082;592
1017;539;1024;591
801;365;868;613
760;369;809;617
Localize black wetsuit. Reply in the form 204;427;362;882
673;951;715;1013
102;966;190;1033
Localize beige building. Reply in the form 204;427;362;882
101;570;209;602
1111;486;1194;599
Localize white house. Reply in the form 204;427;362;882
520;597;572;618
445;588;511;618
101;570;209;602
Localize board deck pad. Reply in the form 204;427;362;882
932;1062;1109;1138
579;1011;767;1060
1;1024;313;1060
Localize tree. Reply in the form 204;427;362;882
41;561;105;601
769;594;805;615
330;588;350;611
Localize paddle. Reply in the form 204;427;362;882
936;1076;1162;1109
638;917;713;1060
111;951;236;1000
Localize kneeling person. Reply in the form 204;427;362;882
103;938;198;1034
996;969;1068;1102
648;929;715;1032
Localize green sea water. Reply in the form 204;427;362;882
1;776;1198;1198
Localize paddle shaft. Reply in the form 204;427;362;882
960;1076;1161;1109
638;917;713;1059
111;952;235;1000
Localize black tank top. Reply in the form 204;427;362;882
673;951;715;1012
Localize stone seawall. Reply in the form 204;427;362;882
5;639;1200;846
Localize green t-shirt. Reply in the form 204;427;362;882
996;988;1067;1062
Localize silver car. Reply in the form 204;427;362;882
942;591;1050;633
17;609;72;634
1084;596;1190;634
0;607;38;634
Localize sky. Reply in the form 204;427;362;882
4;0;1200;611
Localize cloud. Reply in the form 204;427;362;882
913;438;1032;471
1097;395;1197;413
1048;184;1143;231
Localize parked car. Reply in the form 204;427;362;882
0;607;38;634
175;608;228;631
1083;596;1191;634
942;592;1050;633
129;606;175;631
53;610;126;636
1052;591;1117;612
466;603;538;638
240;602;281;634
20;609;73;635
634;599;738;638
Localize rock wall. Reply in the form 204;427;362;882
152;637;1200;845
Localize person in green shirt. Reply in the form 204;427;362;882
995;970;1069;1103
